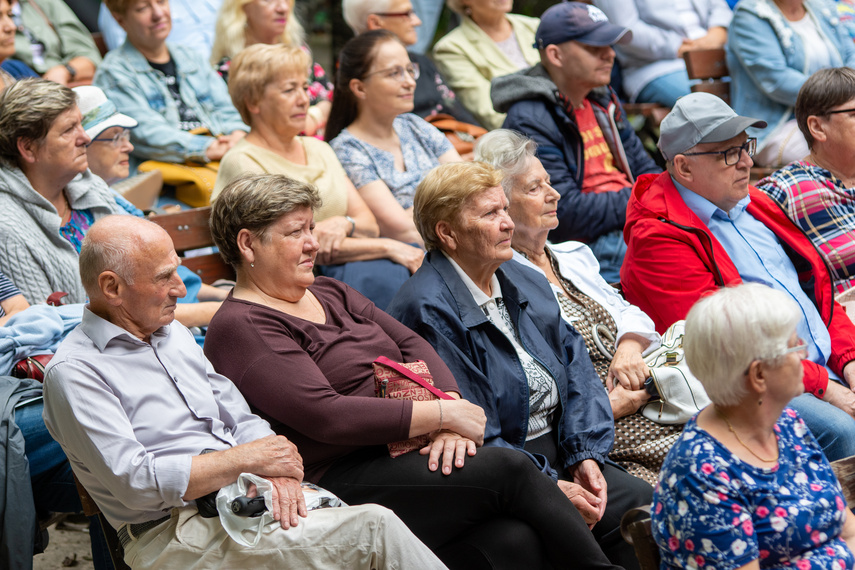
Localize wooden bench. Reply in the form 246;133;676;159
623;453;855;570
149;207;235;285
684;48;730;105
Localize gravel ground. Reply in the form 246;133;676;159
33;518;95;570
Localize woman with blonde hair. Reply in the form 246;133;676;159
210;0;331;135
215;43;422;308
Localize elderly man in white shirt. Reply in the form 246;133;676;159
41;214;445;570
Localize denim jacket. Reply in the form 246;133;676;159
727;0;855;147
94;42;247;169
387;251;615;480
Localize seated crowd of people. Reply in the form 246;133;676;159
7;0;855;569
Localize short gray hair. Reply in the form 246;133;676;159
683;283;800;407
0;78;77;165
79;216;155;294
210;174;322;269
474;129;537;198
343;0;392;34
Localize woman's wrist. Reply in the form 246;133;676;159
344;215;356;237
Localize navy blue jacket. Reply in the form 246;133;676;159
387;252;615;480
492;64;660;243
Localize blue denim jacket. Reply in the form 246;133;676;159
94;42;247;169
387;251;615;480
727;0;855;147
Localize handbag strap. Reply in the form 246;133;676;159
374;356;454;400
591;323;615;361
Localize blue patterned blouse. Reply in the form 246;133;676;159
652;409;853;569
330;113;453;209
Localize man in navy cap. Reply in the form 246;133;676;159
622;92;855;462
492;2;660;283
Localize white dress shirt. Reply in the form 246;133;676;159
42;308;273;529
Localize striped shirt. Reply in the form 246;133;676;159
0;271;22;318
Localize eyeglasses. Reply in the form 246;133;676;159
781;338;808;359
823;106;855;116
87;128;131;148
681;138;757;166
744;338;808;375
363;63;420;83
373;9;417;18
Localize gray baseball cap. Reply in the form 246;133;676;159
657;93;767;161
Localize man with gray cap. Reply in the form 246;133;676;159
492;1;659;283
622;92;855;462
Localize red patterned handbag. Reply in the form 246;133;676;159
372;356;454;458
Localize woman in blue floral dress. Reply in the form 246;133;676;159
652;283;855;569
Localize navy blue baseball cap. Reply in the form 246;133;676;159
534;2;631;49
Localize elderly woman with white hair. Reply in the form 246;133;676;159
475;129;674;485
653;283;855;569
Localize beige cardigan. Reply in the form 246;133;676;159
433;13;540;130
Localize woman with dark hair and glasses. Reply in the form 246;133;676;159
758;67;855;294
326;30;461;248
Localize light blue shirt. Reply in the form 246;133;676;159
674;177;835;377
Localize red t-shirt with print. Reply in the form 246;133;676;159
573;99;631;194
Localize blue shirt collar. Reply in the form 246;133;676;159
671;176;751;224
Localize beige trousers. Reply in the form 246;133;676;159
122;504;447;569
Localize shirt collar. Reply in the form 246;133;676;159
672;176;751;223
80;306;170;351
442;251;502;307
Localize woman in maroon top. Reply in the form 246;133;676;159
205;173;625;570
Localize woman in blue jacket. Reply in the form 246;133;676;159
387;161;652;570
727;0;855;166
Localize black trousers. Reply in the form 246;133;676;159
526;433;654;570
319;445;625;570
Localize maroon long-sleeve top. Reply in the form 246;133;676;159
204;277;460;482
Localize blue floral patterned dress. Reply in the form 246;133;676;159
652;409;854;569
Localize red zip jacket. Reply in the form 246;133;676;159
621;171;855;397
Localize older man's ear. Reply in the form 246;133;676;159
97;271;123;306
670;155;695;184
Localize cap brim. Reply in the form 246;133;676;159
577;25;632;47
84;113;138;140
700;115;767;144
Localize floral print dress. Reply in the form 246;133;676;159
652;409;853;569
